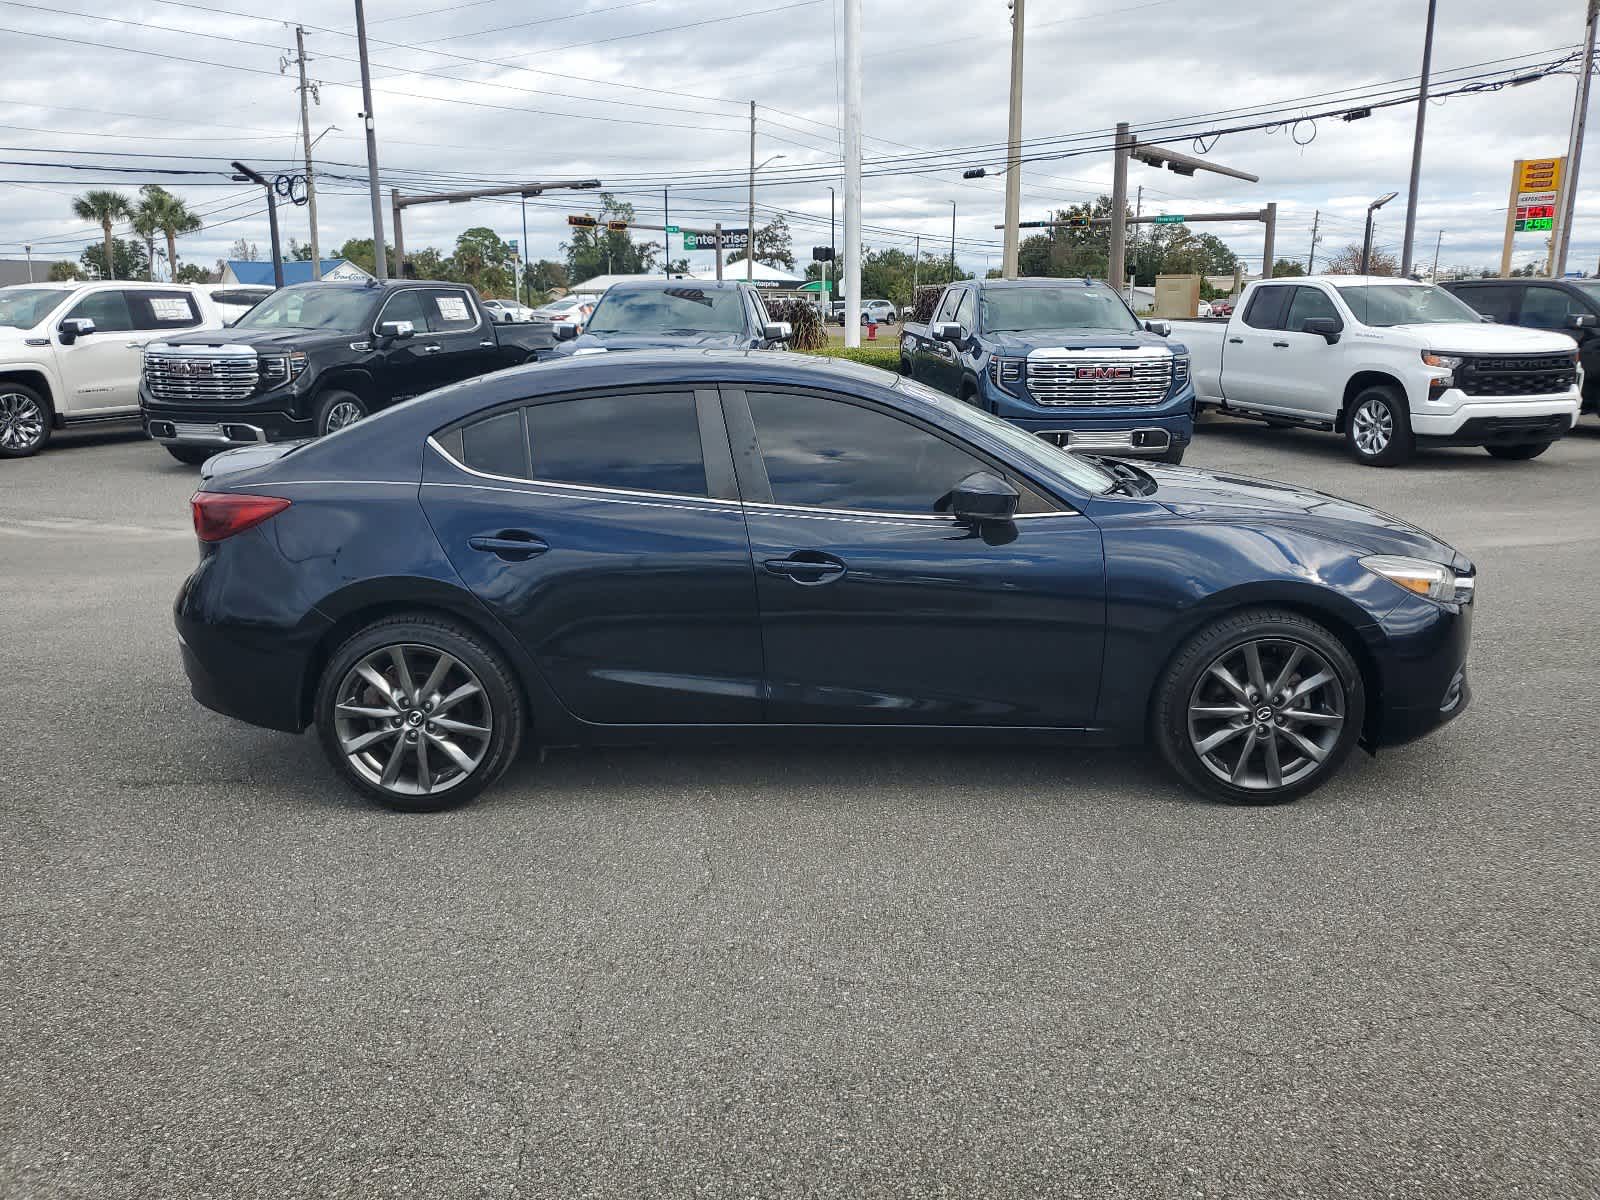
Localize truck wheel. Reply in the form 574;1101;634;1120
1484;441;1553;461
165;445;213;466
1344;386;1413;467
1157;445;1186;465
316;389;368;437
898;357;913;376
0;383;51;458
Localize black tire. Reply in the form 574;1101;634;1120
165;445;213;466
1152;608;1365;806
1343;385;1414;467
1156;444;1186;465
1483;440;1553;461
898;357;913;377
0;381;51;458
314;613;525;813
315;389;369;438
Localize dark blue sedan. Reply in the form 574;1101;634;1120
176;351;1474;811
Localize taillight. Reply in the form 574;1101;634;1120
191;491;291;542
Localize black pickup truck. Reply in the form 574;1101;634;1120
553;278;791;356
140;279;570;463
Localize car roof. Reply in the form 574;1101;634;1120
604;279;747;291
972;277;1113;289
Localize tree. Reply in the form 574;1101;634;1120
175;262;211;284
1321;243;1398;276
1271;259;1306;277
229;238;261;262
137;185;202;281
523;259;569;303
450;226;515;296
726;214;795;270
287;237;315;261
405;246;451;282
71;190;133;280
80;237;149;282
49;261;84;282
131;199;160;282
562;194;659;283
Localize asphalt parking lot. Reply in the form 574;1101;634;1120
3;416;1598;1199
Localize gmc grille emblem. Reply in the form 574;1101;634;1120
172;361;211;377
1076;365;1133;381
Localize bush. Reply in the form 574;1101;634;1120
767;298;827;351
910;286;942;324
800;344;902;371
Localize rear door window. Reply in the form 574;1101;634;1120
424;289;479;333
1242;286;1291;330
528;393;706;496
128;290;202;330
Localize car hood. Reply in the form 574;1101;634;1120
149;327;349;350
1132;460;1466;566
558;330;749;354
1368;322;1578;355
986;328;1172;356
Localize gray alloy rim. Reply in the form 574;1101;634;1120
1351;398;1393;456
325;400;365;433
1186;637;1346;791
332;643;493;797
0;390;44;451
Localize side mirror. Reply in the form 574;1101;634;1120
762;321;792;342
1143;319;1171;337
932;321;965;346
946;470;1018;524
376;319;415;341
1301;316;1343;344
1567;313;1598;330
554;322;579;341
58;317;95;345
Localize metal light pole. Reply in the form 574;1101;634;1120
1430;229;1443;281
828;186;835;301
231;162;284;288
519;192;529;303
291;26;322;279
842;0;862;348
1554;0;1599;277
24;244;32;282
1400;0;1439;276
353;0;386;280
663;186;670;278
1000;0;1026;279
745;153;786;279
1362;190;1399;275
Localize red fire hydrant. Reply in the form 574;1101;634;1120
866;321;878;341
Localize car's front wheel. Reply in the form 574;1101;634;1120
1344;385;1414;467
1153;609;1364;805
314;614;524;812
0;383;50;458
165;445;213;466
316;389;369;437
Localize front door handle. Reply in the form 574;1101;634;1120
1227;337;1245;344
422;343;444;354
478;339;495;347
1272;340;1290;348
468;530;548;561
763;551;846;586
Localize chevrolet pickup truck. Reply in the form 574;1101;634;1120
1175;275;1583;465
554;279;791;355
139;279;569;464
0;281;225;458
899;277;1195;463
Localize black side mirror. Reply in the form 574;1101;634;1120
1302;316;1343;344
58;317;95;345
1144;319;1171;337
554;322;579;341
376;319;415;341
945;470;1019;524
1567;313;1598;330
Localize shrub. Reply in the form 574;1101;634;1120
910;286;942;324
767;298;828;351
800;344;902;371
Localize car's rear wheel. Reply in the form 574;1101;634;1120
1153;609;1364;805
316;389;368;437
1483;440;1553;461
165;445;213;465
314;615;524;812
1344;385;1413;467
0;383;50;458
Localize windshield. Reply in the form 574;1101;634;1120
235;287;377;332
894;375;1117;495
980;286;1140;334
586;286;746;335
1336;283;1482;327
0;287;66;330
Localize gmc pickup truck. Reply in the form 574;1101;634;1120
554;279;791;355
899;277;1195;463
140;279;568;464
1176;275;1583;466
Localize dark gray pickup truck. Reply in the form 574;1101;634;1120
554;279;791;356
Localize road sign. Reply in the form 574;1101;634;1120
567;215;598;228
665;225;679;234
1153;214;1185;224
682;229;748;251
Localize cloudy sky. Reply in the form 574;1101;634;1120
0;0;1593;280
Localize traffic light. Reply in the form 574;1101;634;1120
1065;215;1090;229
606;220;629;232
963;168;987;179
812;246;835;262
567;215;598;228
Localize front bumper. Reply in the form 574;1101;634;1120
143;406;315;446
1410;390;1579;443
1370;589;1474;748
991;386;1196;458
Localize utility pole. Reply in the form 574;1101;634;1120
1430;229;1443;281
950;200;957;273
289;26;322;280
913;233;920;297
1554;0;1598;277
231;162;285;288
1129;184;1142;284
1400;0;1438;276
1109;121;1130;297
747;101;757;281
1306;209;1321;272
519;192;530;302
1262;202;1277;282
714;224;724;281
1000;0;1025;279
663;186;670;278
352;0;386;280
1361;191;1398;276
828;186;835;302
842;0;862;348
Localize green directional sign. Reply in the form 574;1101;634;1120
1154;214;1185;224
665;225;679;234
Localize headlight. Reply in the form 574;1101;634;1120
988;356;1023;395
259;351;308;385
1421;351;1464;369
1172;354;1190;385
1361;554;1475;605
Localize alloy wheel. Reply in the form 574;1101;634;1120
0;391;44;452
331;644;493;797
325;401;365;433
1351;398;1393;456
1186;637;1346;791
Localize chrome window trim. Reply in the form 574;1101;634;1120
424;479;743;518
741;500;1076;522
371;288;432;337
427;435;721;506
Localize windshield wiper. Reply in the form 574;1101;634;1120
1088;455;1154;496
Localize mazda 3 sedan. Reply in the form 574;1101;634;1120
176;351;1474;811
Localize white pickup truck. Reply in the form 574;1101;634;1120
1175;275;1583;465
0;281;226;458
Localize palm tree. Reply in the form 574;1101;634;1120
137;185;202;282
71;190;133;281
132;197;160;282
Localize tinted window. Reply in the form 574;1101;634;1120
1335;283;1481;327
586;286;746;335
953;289;976;330
1242;286;1291;330
1449;284;1517;323
64;289;133;333
933;288;962;324
1518;286;1580;330
425;289;478;333
979;285;1139;333
378;289;428;332
1283;286;1340;333
460;410;527;478
129;290;201;330
236;286;375;332
529;393;706;496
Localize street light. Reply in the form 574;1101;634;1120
1361;191;1400;276
746;153;786;279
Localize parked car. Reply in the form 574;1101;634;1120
139;279;568;464
198;284;273;326
531;294;595;331
861;299;898;326
1174;275;1583;466
175;350;1475;813
481;299;535;324
1196;300;1215;318
1441;277;1600;417
554;279;790;355
0;281;226;458
900;277;1195;463
829;301;847;325
1209;299;1235;318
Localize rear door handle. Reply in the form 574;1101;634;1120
468;531;548;561
763;551;847;585
422;344;444;354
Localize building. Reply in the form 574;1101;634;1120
0;257;72;286
219;258;371;286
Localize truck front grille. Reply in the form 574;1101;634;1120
144;353;259;402
1026;356;1173;406
1457;353;1577;398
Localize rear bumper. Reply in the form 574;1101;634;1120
1410;393;1578;442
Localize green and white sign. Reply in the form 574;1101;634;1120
1153;214;1185;225
682;229;748;252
